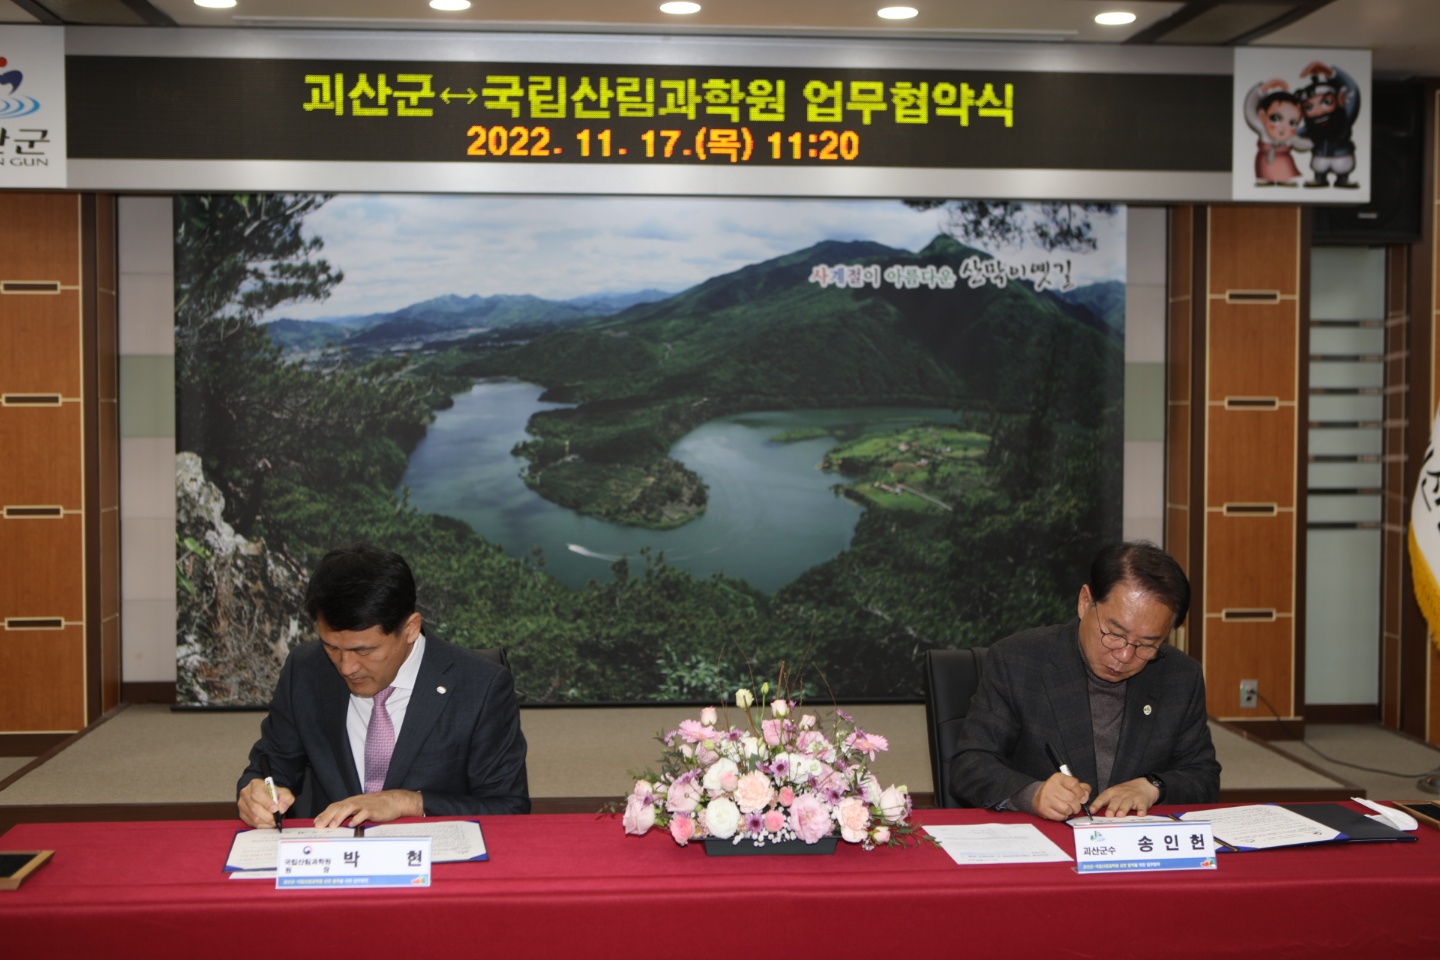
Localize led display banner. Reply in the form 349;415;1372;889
66;56;1230;173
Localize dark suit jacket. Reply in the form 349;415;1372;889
238;635;530;816
949;620;1220;809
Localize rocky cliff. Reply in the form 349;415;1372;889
175;451;309;706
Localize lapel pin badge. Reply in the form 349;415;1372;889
1143;704;1152;716
437;686;447;695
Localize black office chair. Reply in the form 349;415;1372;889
923;646;988;808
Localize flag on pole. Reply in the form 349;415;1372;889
1409;409;1440;645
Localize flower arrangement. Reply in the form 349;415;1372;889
622;682;920;850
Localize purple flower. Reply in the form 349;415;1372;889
742;811;765;836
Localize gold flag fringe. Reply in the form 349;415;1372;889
1408;524;1440;654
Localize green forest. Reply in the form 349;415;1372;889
175;194;1123;703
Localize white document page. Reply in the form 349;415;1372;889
226;820;487;873
1179;804;1340;849
925;823;1073;865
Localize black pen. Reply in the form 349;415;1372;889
1045;742;1093;821
259;754;283;832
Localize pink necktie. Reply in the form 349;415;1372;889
363;686;396;794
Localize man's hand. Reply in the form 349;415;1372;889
237;777;295;829
1033;771;1092;821
314;789;424;828
1090;777;1162;817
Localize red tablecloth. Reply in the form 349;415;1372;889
1;806;1437;958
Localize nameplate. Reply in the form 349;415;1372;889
276;836;432;889
1071;818;1216;874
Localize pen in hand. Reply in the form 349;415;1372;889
1045;742;1093;822
259;754;283;832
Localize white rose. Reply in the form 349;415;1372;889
770;698;790;718
705;797;741;840
699;706;718;725
735;688;754;709
741;735;762;758
702;757;740;795
799;714;817;729
878;785;909;821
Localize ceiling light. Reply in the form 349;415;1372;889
193;0;237;8
430;0;471;9
1094;11;1137;26
878;6;918;18
660;2;701;13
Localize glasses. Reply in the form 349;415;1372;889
1089;602;1164;661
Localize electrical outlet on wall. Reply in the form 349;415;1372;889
1239;679;1258;709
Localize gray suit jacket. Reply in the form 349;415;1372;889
949;620;1220;809
239;635;530;816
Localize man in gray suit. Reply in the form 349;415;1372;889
950;541;1219;820
237;545;529;828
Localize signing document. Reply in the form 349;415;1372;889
227;820;487;876
925;823;1072;865
1178;805;1339;850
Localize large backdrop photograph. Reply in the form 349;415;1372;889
173;194;1127;707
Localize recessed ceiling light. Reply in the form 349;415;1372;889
430;0;471;9
878;6;918;19
193;0;236;8
660;2;701;13
1094;11;1137;26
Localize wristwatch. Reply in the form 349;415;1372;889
1145;773;1166;805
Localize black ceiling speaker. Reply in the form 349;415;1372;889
1312;81;1424;246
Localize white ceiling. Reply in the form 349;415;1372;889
2;0;1438;78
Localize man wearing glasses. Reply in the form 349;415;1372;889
950;541;1220;820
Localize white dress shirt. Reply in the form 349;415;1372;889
346;632;426;791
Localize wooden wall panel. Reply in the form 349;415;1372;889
0;515;85;621
0;195;81;287
1206;302;1299;402
0;192;119;735
1167;403;1189;506
0;292;82;397
1206;207;1302;296
1205;512;1295;613
1205;618;1295;718
1205;407;1298;507
0;405;82;506
0;627;85;731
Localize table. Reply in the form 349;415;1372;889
2;806;1437;958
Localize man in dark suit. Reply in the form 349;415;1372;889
237;546;530;828
950;541;1219;820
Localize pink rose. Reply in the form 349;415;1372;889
779;786;795;807
734;771;775;813
699;706;718;725
622;793;655;836
632;780;654;798
763;810;786;834
669;815;696;845
696;744;719;767
720;769;740;793
762;718;784;747
836;796;870;843
789;793;832;844
666;778;702;814
872;825;891;845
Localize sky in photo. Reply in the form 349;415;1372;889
264;195;1127;321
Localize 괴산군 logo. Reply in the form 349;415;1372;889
0;52;42;119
